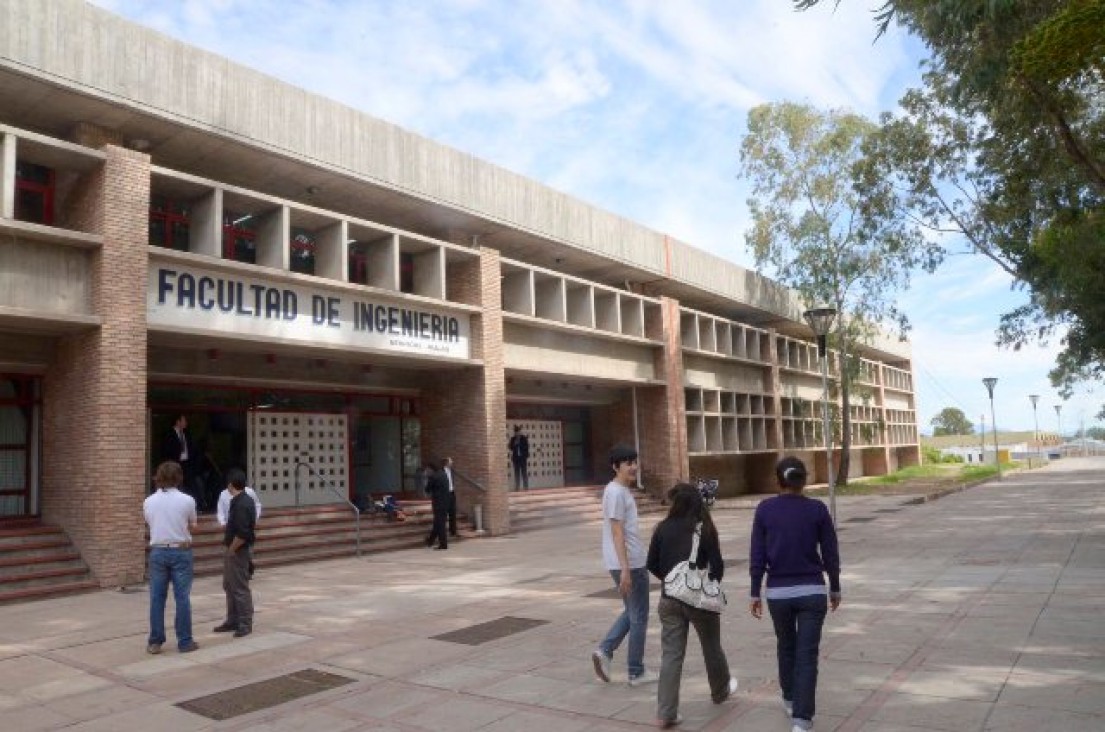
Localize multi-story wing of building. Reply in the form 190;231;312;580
0;0;919;588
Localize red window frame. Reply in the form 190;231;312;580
14;163;55;226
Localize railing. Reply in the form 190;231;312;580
294;458;361;557
452;468;487;492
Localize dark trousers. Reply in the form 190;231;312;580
427;496;449;548
222;546;254;630
512;459;529;490
657;596;731;721
768;594;828;724
447;491;458;536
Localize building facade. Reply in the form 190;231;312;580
0;0;919;586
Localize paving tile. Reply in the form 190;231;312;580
870;692;992;731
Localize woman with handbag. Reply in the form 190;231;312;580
646;483;739;729
749;457;841;732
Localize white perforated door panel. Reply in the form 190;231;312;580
248;411;348;507
504;420;563;489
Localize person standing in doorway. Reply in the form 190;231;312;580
144;460;199;655
424;457;451;550
162;414;199;508
749;456;841;732
443;456;459;538
214;468;256;638
509;425;530;490
591;445;657;687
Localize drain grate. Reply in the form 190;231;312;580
432;616;548;645
845;517;876;523
176;668;355;720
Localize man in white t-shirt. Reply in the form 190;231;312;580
592;445;657;686
144;460;199;655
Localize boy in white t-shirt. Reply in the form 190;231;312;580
591;445;657;687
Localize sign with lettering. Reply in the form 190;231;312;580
147;266;471;359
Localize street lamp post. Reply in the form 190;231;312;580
980;413;986;464
1029;394;1040;466
983;378;1001;478
1054;404;1063;447
804;306;838;524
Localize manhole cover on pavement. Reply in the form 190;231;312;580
176;668;355;720
432;616;549;645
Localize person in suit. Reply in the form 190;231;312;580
161;415;200;508
424;457;452;550
509;425;530;490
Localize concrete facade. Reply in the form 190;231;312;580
0;0;920;587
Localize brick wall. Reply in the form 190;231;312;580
42;144;150;587
420;248;509;533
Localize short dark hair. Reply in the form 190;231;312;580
226;467;247;490
609;444;638;469
776;456;808;489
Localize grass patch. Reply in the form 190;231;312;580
863;463;960;485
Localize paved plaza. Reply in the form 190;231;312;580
0;458;1102;731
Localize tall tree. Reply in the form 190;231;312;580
739;102;940;483
930;407;974;435
796;0;1105;416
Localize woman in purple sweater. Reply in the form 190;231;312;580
749;457;841;732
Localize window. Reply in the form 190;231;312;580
14;162;55;225
290;228;316;275
349;242;369;285
400;252;415;293
223;211;257;263
149;196;190;250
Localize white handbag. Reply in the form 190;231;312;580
663;522;727;613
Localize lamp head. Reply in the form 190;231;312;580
1029;394;1039;407
982;377;998;398
803;306;837;337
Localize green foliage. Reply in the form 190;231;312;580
739;102;940;482
922;445;964;463
930;407;975;435
1086;426;1105;440
810;0;1105;418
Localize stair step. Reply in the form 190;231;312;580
0;565;95;592
0;579;100;606
0;551;83;572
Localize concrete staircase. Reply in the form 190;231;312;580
0;518;98;605
508;485;666;532
189;499;445;576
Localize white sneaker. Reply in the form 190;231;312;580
628;669;659;686
591;650;611;683
791;722;812;732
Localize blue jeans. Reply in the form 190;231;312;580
599;567;650;678
768;594;828;726
148;547;194;650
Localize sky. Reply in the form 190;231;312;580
91;0;1102;436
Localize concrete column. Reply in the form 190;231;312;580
1;133;15;219
42;145;150;587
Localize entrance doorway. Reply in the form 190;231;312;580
0;375;40;518
149;384;420;509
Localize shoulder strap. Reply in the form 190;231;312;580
688;522;702;567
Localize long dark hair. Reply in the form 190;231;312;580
662;482;719;547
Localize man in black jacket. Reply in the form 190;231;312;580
509;425;530;490
214;468;256;637
424;457;452;550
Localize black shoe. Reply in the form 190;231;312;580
179;641;200;653
213;622;236;633
424;536;433;547
233;627;252;638
433;545;448;550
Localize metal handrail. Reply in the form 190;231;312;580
294;459;361;557
452;468;487;492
